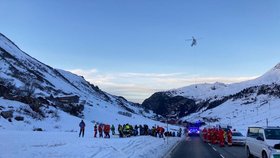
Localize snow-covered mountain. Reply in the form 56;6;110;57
169;63;280;100
142;62;280;130
0;33;160;131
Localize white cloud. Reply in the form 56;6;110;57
69;68;258;103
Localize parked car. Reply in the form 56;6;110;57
232;131;246;145
246;126;280;158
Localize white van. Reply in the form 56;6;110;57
246;126;280;158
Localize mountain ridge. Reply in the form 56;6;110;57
142;62;280;121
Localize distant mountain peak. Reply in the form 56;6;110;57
273;63;280;70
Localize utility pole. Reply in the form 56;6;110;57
269;101;271;116
166;116;169;145
226;117;231;126
166;113;177;145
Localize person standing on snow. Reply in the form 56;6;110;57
79;120;86;137
104;124;111;138
111;125;115;135
94;124;97;138
98;124;103;138
118;124;123;138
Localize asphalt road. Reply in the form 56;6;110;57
170;136;247;158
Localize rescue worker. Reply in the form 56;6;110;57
212;128;216;144
111;125;115;135
118;124;123;138
94;124;97;138
144;124;149;135
177;128;182;137
104;124;110;138
134;125;139;136
124;124;131;137
152;126;156;137
129;125;134;136
207;128;211;143
98;124;103;138
227;129;233;146
211;128;215;144
158;127;165;138
202;128;207;142
139;125;144;135
219;128;225;147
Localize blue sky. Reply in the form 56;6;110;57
1;0;280;102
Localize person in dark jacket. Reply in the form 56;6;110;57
144;124;149;135
111;125;115;135
118;124;123;138
98;124;103;138
94;124;97;138
79;120;86;137
139;125;144;135
134;125;139;136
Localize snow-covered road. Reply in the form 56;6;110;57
0;131;181;158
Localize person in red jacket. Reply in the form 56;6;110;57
104;124;111;138
227;129;233;146
98;124;103;138
158;127;165;138
219;128;225;147
94;124;97;138
79;120;86;137
202;128;207;142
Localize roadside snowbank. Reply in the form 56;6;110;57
0;130;181;158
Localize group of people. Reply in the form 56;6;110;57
94;124;115;138
79;120;182;139
202;127;233;147
117;124;166;138
165;128;182;137
79;120;115;138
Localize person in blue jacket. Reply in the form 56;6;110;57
79;120;86;137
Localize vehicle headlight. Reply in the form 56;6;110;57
268;146;275;151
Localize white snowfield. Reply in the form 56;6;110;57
0;131;181;158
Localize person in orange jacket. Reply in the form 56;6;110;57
207;128;211;143
219;128;225;147
202;128;207;142
227;129;233;146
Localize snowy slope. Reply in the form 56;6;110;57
0;33;158;131
183;94;280;135
0;33;183;158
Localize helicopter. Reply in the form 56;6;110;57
185;36;198;47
